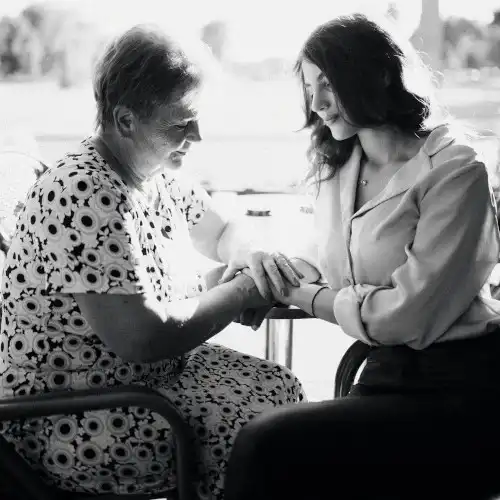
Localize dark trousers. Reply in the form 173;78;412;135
224;332;500;500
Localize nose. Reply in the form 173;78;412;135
310;89;329;115
187;121;202;143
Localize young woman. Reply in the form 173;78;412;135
224;14;500;500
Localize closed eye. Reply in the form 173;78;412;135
319;79;331;90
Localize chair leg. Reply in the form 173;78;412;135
334;341;371;398
284;319;294;369
265;318;279;362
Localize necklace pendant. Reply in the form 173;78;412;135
359;179;368;186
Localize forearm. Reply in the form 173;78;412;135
286;283;338;324
139;274;254;361
203;264;228;290
216;219;256;264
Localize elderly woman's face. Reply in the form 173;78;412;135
134;89;202;171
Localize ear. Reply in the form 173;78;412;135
112;105;136;138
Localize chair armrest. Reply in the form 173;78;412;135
0;385;198;500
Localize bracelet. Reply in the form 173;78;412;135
311;285;330;318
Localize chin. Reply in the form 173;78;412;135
165;156;184;170
328;121;359;141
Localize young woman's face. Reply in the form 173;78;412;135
301;59;359;141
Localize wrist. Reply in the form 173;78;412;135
231;272;256;304
287;283;329;315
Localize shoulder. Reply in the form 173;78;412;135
35;139;130;202
421;124;488;188
157;171;209;204
25;140;134;224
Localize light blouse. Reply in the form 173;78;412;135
315;124;500;349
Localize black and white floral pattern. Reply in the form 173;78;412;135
0;138;305;499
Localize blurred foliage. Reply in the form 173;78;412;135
0;2;106;86
4;2;500;86
443;10;500;70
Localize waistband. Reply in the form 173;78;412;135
357;330;500;394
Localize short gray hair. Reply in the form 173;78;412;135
93;24;203;129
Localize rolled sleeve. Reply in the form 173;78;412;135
159;173;211;230
333;284;377;343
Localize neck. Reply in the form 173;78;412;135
94;128;148;191
357;126;420;167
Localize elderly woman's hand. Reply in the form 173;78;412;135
235;305;274;331
234;267;292;331
218;250;304;301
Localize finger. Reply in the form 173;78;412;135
248;262;272;301
267;276;286;303
262;257;287;296
281;254;305;279
275;253;302;285
218;263;240;284
251;307;271;331
241;267;253;277
240;308;256;326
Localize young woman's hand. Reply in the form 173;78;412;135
218;249;303;301
289;257;322;284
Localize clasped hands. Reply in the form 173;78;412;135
218;249;317;330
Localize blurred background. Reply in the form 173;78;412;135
2;0;500;400
3;0;500;192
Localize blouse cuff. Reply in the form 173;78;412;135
333;285;375;344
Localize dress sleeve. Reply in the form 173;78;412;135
32;168;152;296
333;153;500;349
161;173;212;230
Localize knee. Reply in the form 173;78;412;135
232;406;294;459
225;409;293;499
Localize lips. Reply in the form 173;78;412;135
324;114;339;125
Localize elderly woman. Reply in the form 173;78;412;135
0;25;305;499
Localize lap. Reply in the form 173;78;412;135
234;390;500;463
2;343;305;498
226;391;500;500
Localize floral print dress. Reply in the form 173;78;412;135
0;138;305;499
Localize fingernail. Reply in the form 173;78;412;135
293;278;301;286
297;271;305;279
281;288;288;297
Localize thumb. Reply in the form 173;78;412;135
218;263;240;284
252;306;271;331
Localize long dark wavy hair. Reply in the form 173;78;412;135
294;13;448;186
